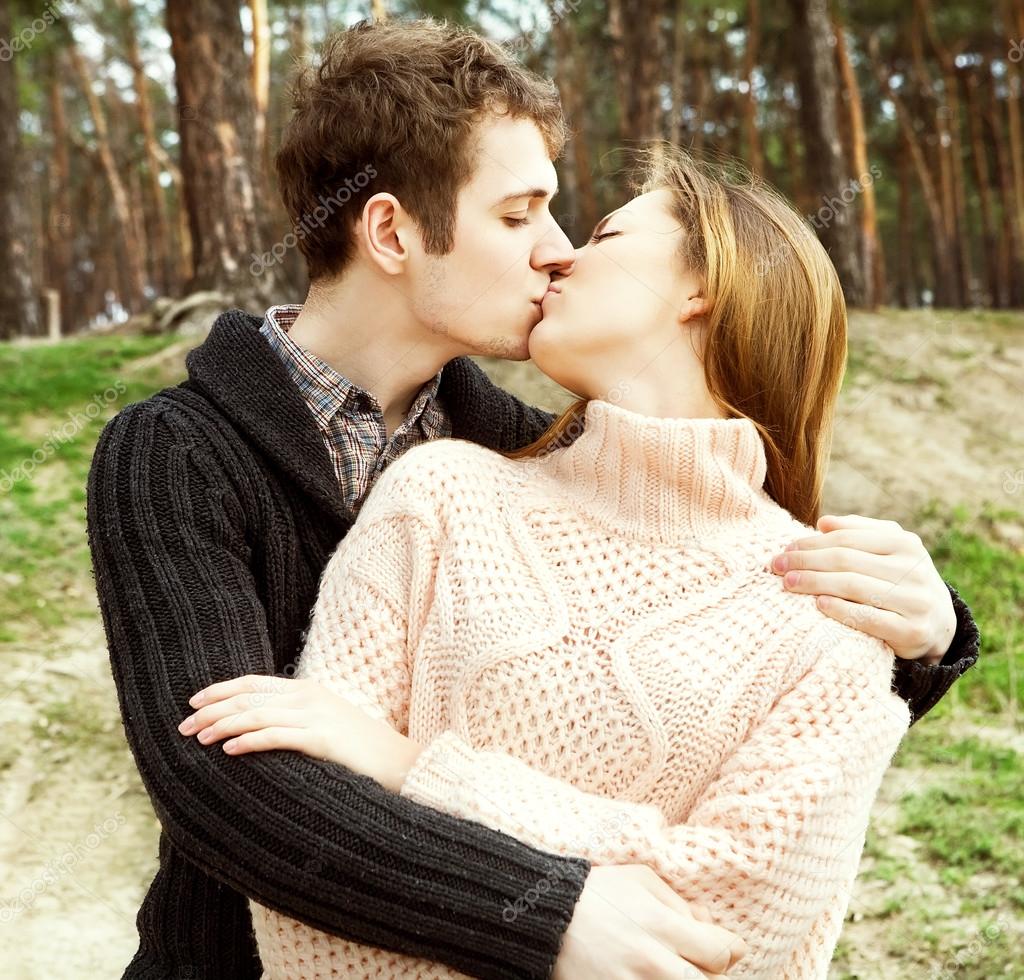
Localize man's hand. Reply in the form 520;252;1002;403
769;513;956;664
553;865;746;979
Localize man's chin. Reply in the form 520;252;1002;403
506;337;533;362
471;332;532;362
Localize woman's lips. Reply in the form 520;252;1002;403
541;284;562;304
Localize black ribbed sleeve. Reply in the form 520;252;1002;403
894;584;981;724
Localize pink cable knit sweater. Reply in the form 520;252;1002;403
250;398;910;979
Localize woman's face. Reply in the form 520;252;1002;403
528;189;709;403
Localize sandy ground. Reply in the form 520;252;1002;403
0;310;1021;978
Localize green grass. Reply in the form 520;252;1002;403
900;502;1024;905
915;502;1024;718
896;733;1024;902
0;333;186;643
834;502;1024;976
0;333;183;421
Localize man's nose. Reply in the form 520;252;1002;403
532;217;576;277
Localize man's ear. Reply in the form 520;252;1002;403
360;193;414;275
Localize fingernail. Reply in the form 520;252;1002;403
178;719;195;734
784;571;800;587
189;692;204;707
772;555;788;572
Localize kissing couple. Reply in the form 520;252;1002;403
88;17;979;980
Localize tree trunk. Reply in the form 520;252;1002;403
608;0;665;145
690;28;708;155
909;0;964;306
46;54;74;333
120;0;175;297
549;0;597;238
741;0;763;176
249;0;271;183
68;42;147;313
868;33;955;307
0;1;41;338
987;81;1024;306
668;4;687;148
788;0;864;305
289;3;309;66
834;24;884;308
1002;0;1024;300
151;140;195;286
917;0;972;305
897;140;917;308
166;0;281;308
964;68;1001;307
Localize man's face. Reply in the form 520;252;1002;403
409;114;576;361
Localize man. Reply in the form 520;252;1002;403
87;18;978;980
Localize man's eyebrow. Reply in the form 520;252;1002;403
492;187;558;208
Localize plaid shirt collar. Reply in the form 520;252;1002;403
259;304;446;438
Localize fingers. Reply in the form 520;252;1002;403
779;528;896;556
180;690;288;735
689;903;713;924
189;673;295;708
641;870;700;919
667;916;746;976
772;547;896;581
776;568;897;610
638;941;716;980
221;726;315;756
816;513;899;531
192;706;306;745
813;594;917;652
639;878;746;975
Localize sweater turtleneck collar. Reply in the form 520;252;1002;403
537;398;772;545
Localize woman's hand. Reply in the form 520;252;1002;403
769;513;957;664
178;675;422;792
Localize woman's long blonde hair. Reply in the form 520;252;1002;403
504;146;848;527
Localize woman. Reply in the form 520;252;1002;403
189;150;909;978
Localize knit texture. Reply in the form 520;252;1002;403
254;400;914;979
86;309;978;979
86;310;588;980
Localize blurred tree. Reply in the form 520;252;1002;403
68;37;147;313
166;0;282;309
0;0;41;337
3;0;1024;335
44;51;73;330
789;0;865;305
115;0;176;297
740;0;763;176
835;22;885;308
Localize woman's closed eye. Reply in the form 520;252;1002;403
503;214;530;228
589;229;620;244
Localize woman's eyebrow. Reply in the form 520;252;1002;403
591;210;621;237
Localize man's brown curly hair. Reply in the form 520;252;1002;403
275;18;568;281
